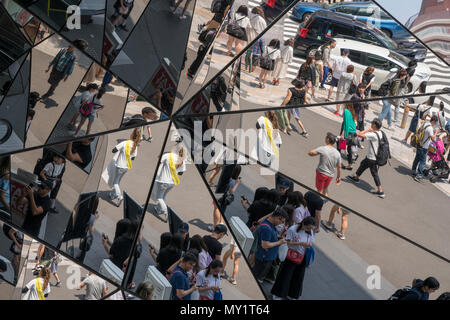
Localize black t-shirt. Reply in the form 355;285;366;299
22;193;51;237
304;191;324;218
156;247;182;275
70;142;92;169
109;236;134;269
203;235;222;259
247;200;277;228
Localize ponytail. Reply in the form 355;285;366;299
130;128;141;154
40;267;51;290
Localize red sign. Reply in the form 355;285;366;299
190;92;209;115
17;9;31;27
10;179;28;219
151;66;177;92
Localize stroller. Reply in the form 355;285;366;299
423;139;450;183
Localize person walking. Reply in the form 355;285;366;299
352;83;369;139
296;56;316;95
111;0;134;30
308;132;341;197
78;272;108;300
272;38;294;86
401;92;433;145
73;87;106;137
312;51;323;97
222;240;241;285
348;118;386;198
22;267;51;300
378;69;408;129
226;5;250;57
252;208;288;283
246;6;266;43
103;128;141;207
335;65;358;115
327;49;352;109
256;111;282;166
412;115;438;181
171;0;193;19
360;66;376;98
319;39;336;90
281;79;308;137
198;0;232;31
339;104;358;170
42;42;86;99
258;39;281;89
323;204;351;240
150;144;187;222
39;153;65;214
67;83;98;133
271;216;315;300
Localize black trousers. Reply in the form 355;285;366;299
252;259;273;281
46;69;65;96
356;157;381;187
188;44;208;77
271;257;307;299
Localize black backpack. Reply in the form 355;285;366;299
122;114;147;128
378;79;392;97
388;286;417;300
211;0;223;13
198;28;216;44
370;131;391;166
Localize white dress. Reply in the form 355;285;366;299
272;45;293;79
256;116;282;165
246;14;267;43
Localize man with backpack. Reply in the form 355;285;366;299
378;69;408;130
389;277;440;300
412;115;438;181
348;118;389;198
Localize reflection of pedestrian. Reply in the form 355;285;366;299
112;0;134;31
198;0;232;31
151;145;187;221
272;39;293;86
42;45;77;99
323;204;350;240
104;128;141;207
171;0;192;19
64;139;94;170
246;6;266;43
78;272;108;300
222;241;240;285
22;267;51;300
281;79;308;136
226;6;250;57
258;39;280;89
0;166;10;212
67;83;98;133
74;88;106;137
49;250;61;286
187;28;216;79
39;154;65;214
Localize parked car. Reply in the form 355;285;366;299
291;1;411;40
324;38;430;94
261;0;297;23
293;11;427;61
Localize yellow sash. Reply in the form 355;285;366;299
168;153;180;185
125;140;133;170
263;117;279;157
35;278;46;300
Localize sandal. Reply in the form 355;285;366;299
228;277;237;285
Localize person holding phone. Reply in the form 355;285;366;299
271;216;316;300
170;252;198;300
196;260;223;300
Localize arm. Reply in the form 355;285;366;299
65;142;83;163
39;168;48;181
25;186;44;216
167;258;183;274
228;178;240;194
286;240;312;248
356;128;373;139
308;149;319;157
336;165;341;185
0;189;10;211
280;90;292;107
176;285;197;299
257;212;272;224
8;229;21;248
64;60;75;80
261;238;286;249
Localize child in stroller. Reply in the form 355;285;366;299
424;134;449;183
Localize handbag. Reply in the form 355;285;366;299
259;49;277;70
278;243;288;262
304;246;315;267
339;138;347;150
80;96;94;117
226;16;246;40
285;248;304;264
214;290;223;300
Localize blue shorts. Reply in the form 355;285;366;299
329;77;339;87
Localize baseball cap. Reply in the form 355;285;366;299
214;224;228;235
178;222;189;233
39;180;53;190
278;178;291;189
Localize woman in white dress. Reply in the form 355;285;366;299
272;38;294;86
256;111;282;166
246;6;266;43
258;39;281;89
226;5;250;57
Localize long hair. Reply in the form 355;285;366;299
236;5;248;16
345;104;357;123
287;191;307;208
364;66;375;75
268;39;280;49
296;216;316;233
231;165;241;180
190;235;208;252
96;87;106;100
130;128;141;154
39;267;51;291
284;38;294;47
265;111;279;130
251;6;264;19
206;259;223;277
301;56;314;71
282;204;295;227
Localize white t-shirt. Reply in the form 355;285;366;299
366;131;382;161
196;269;221;300
235;13;250;28
113;140;138;169
257;116;282;155
265;46;281;60
286;225;314;255
421;124;435;149
43;162;65;178
155;153;186;184
250;14;266;34
23;278;51;300
77;91;95;108
332;56;352;80
280;45;293;64
293;205;310;224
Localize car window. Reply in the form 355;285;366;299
348;50;363;64
333;5;359;15
275;0;295;10
356;6;376;17
327;24;354;39
366;53;396;71
306;19;323;39
355;29;383;47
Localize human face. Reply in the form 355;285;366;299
424;286;438;294
274;216;286;226
37;186;50;197
184;261;196;272
211;267;222;277
330;42;336;49
54;157;64;165
304;225;315;233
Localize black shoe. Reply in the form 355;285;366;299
348;175;360;183
372;191;385;198
119;24;129;32
49;207;58;214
